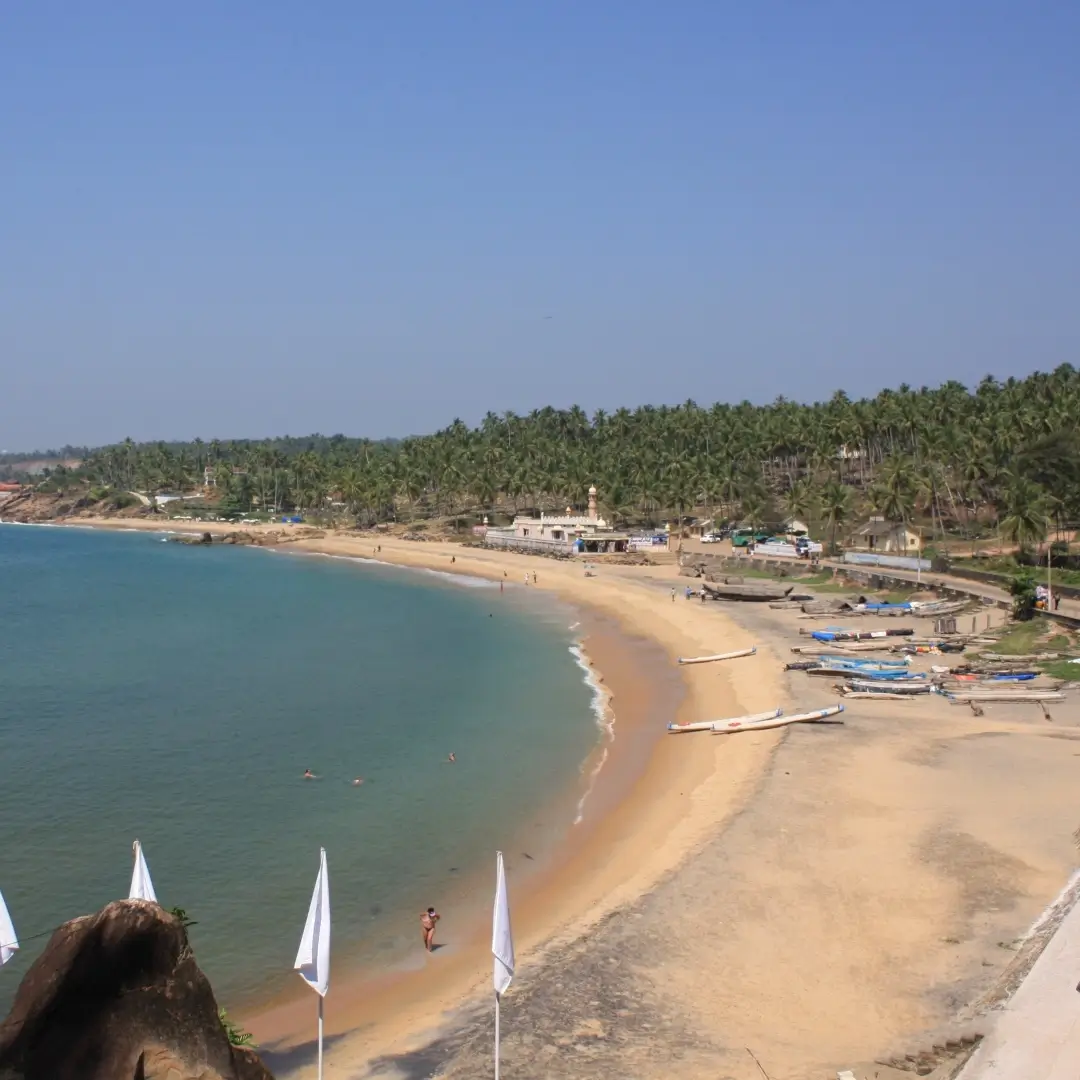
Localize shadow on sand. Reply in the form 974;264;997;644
258;1030;351;1076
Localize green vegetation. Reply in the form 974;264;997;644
219;1008;254;1047
957;553;1080;588
989;618;1048;655
15;368;1080;537
1008;567;1039;621
169;906;198;929
1039;660;1080;682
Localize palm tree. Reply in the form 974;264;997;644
998;477;1050;553
821;480;853;552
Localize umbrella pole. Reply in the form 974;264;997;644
494;991;501;1080
317;996;324;1080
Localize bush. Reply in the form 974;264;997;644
1009;567;1038;621
219;1008;254;1047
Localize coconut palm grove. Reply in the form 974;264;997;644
13;366;1079;550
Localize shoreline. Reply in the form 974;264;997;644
9;516;1079;1077
13;517;784;1077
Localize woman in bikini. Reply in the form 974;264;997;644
420;907;440;952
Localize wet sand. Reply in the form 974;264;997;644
65;519;1080;1078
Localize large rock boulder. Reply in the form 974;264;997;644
0;900;274;1080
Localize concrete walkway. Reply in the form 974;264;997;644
958;883;1080;1079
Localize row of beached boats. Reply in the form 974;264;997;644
784;649;1068;700
668;646;849;733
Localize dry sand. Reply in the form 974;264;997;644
70;519;1080;1078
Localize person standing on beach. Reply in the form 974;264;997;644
421;907;440;951
671;587;676;602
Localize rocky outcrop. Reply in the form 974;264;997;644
0;900;274;1080
170;529;327;547
0;489;153;523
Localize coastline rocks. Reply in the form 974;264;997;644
172;532;216;545
0;900;275;1080
0;489;155;524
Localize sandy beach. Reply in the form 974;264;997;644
62;519;1080;1078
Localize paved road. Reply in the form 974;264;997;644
957;880;1080;1080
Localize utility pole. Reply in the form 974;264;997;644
1047;535;1053;611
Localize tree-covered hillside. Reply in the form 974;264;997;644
34;367;1080;546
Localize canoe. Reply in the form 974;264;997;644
667;707;783;734
910;600;971;617
797;654;910;670
844;679;933;695
840;691;916;700
811;628;914;642
709;704;845;734
702;581;794;602
946;691;1065;704
807;667;925;681
678;646;757;666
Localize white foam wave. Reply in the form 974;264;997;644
569;643;615;825
414;566;496;588
294;550;496;588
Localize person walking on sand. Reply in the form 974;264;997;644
524;573;529;586
533;571;538;584
671;587;676;602
421;907;440;951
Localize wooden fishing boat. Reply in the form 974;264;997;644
810;627;914;642
677;646;757;666
709;704;845;734
844;679;932;695
806;666;924;680
702;581;794;602
667;707;782;734
947;691;1065;704
910;599;971;617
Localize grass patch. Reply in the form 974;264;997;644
988;620;1053;655
1040;660;1080;682
1047;634;1073;652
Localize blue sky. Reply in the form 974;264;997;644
3;2;1078;448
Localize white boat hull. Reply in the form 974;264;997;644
668;707;781;734
677;647;757;666
710;704;845;734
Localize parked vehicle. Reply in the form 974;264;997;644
731;529;772;548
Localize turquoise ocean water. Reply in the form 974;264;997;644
0;525;601;1013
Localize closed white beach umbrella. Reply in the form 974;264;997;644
129;839;158;903
294;847;330;1080
0;888;18;967
492;851;515;1080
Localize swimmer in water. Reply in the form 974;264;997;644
448;752;456;763
352;777;364;786
303;768;315;780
